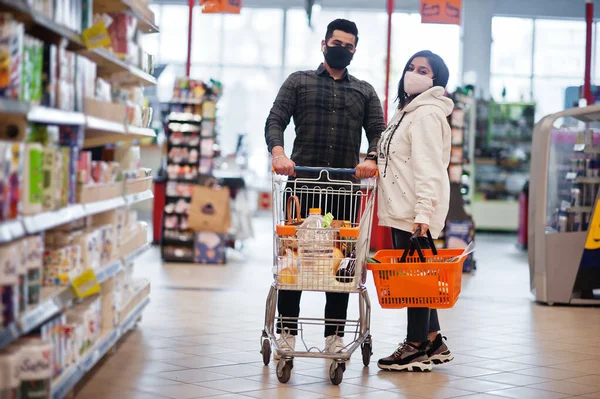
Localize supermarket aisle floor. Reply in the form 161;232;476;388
78;216;600;399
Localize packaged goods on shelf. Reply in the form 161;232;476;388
17;338;53;399
0;346;20;398
0;243;19;328
25;235;43;306
0;14;24;101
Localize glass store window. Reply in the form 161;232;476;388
157;5;189;63
222;8;283;67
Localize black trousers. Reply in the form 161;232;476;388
391;228;441;343
277;179;358;337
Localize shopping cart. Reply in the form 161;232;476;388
260;166;376;385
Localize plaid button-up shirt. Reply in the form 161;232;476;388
265;64;385;170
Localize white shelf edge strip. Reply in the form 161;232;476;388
27;106;86;125
1;190;153;243
86;115;127;134
51;297;150;399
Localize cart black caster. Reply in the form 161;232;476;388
261;339;271;366
329;362;344;385
277;359;293;383
361;341;372;367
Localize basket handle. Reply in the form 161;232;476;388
286;195;301;224
399;227;437;263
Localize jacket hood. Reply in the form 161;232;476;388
402;86;454;116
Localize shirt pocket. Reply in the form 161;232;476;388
343;87;365;122
297;85;324;111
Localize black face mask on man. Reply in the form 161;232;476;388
323;45;354;70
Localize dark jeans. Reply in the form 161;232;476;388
277;178;358;337
391;228;441;343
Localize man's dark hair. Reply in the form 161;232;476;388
325;19;359;46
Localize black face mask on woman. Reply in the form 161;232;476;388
324;45;354;70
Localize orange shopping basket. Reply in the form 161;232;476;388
367;229;468;309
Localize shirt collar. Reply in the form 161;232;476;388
316;63;351;82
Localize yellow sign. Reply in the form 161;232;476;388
585;199;600;250
82;22;112;50
71;269;101;298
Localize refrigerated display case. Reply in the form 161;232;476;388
473;101;536;230
529;104;600;305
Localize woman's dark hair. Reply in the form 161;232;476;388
325;19;359;46
397;50;449;108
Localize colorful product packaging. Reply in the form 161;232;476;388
26;235;43;306
18;338;52;399
0;243;18;328
8;143;23;219
0;347;21;398
0;142;10;221
22;143;43;215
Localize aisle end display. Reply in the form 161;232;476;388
161;77;226;263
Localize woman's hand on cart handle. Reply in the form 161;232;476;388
412;223;429;237
272;153;296;176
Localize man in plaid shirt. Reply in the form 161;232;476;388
265;19;385;359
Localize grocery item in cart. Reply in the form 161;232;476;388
275;249;298;284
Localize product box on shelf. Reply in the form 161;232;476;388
116;278;149;327
25;234;43;306
77;181;124;204
194;231;226;264
0;15;24;101
42;43;57;108
0;243;19;327
0;142;10;220
22;142;43;216
119;221;148;259
84;98;127;124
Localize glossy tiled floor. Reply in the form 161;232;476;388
78;216;600;399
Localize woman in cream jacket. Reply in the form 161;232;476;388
377;50;454;372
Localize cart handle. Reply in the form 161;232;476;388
293;166;356;175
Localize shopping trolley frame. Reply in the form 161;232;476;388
260;166;376;385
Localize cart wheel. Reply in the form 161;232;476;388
261;340;271;366
277;360;292;383
329;362;344;385
361;342;372;367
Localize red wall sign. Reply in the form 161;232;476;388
420;0;461;25
200;0;242;14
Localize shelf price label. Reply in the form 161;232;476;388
82;22;112;50
71;269;101;298
200;0;242;14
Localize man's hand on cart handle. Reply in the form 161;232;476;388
355;152;378;179
412;223;429;237
272;147;296;176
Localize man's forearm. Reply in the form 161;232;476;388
271;146;285;157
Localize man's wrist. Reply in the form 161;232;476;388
364;153;377;162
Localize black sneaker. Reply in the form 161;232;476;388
427;334;454;365
377;341;433;372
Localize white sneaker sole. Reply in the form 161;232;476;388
377;360;433;372
429;351;454;365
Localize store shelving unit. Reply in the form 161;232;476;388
472;101;536;231
0;0;159;396
529;103;600;305
161;92;221;263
